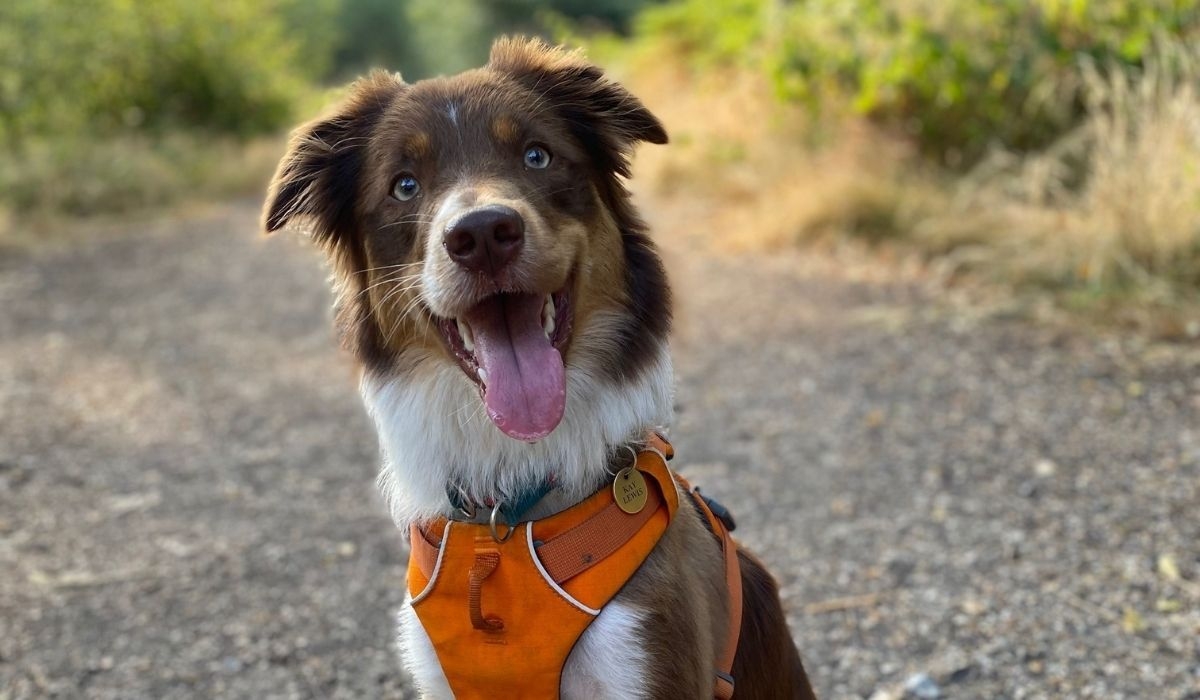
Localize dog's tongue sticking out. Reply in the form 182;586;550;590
465;294;565;441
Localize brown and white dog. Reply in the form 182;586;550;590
263;37;816;699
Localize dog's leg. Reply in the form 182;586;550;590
731;550;819;699
397;600;453;699
560;600;653;699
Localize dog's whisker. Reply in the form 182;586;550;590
374;279;420;312
380;291;429;345
354;261;425;276
356;274;423;300
377;217;438;231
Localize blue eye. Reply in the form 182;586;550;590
392;173;420;201
524;145;551;169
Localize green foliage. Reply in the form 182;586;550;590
634;0;765;67
326;0;423;80
0;0;321;147
629;0;1200;165
0;0;666;221
399;0;665;79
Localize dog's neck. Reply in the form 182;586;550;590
362;337;674;527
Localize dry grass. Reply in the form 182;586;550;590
630;54;935;251
932;44;1200;302
626;41;1200;319
0;133;284;239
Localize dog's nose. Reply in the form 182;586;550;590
443;206;525;274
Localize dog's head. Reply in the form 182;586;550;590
264;38;669;445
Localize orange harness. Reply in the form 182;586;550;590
407;435;742;699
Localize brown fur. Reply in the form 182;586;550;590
263;36;815;699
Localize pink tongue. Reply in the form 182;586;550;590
465;294;566;441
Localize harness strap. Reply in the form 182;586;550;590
536;480;664;583
679;477;744;700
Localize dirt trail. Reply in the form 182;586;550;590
1;200;1197;699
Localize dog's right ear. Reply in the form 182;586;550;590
262;71;405;246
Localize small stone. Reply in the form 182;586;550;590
1033;459;1057;477
1121;606;1145;634
1156;598;1182;613
829;496;854;517
1157;554;1181;581
946;664;975;684
904;673;940;700
337;541;357;558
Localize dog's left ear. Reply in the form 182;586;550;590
488;37;668;177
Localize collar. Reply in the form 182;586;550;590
412;432;679;585
443;433;675;527
446;479;559;527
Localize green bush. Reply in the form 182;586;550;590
0;0;320;146
628;0;1200;166
774;0;1200;165
634;0;765;68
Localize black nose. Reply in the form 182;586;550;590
443;206;525;274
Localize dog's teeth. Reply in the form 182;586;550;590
477;367;488;384
457;319;474;352
542;296;556;338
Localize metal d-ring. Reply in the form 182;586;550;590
452;482;477;519
607;443;640;478
489;502;516;543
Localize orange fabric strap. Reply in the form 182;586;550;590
678;476;744;700
536;479;664;583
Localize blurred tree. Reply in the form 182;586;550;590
386;0;663;78
327;0;425;79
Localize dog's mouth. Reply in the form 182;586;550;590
439;281;574;442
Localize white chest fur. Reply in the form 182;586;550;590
361;335;673;526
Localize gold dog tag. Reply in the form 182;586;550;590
613;467;648;514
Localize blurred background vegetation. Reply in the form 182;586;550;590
2;0;1199;318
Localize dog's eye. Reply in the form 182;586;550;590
523;145;551;170
391;174;420;201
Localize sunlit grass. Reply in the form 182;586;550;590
625;38;1200;321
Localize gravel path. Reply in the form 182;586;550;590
1;200;1197;699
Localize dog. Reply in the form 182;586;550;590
262;36;816;699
